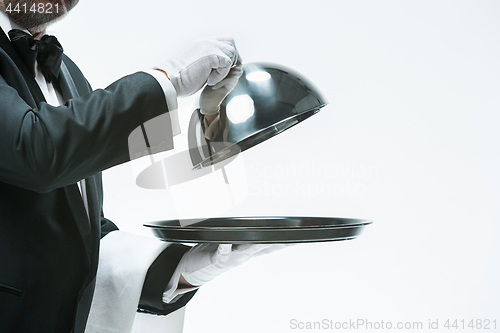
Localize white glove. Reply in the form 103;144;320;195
199;65;243;116
157;36;241;97
203;114;220;141
179;243;289;286
200;65;243;140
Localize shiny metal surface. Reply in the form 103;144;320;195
189;62;327;169
144;217;372;244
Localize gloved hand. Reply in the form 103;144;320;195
203;114;221;141
179;243;289;286
200;65;243;140
200;65;243;116
156;36;241;97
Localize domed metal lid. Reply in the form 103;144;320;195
188;62;328;169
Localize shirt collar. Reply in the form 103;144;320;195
0;11;31;40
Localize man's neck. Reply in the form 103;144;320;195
28;28;46;39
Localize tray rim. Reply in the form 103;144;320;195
151;236;360;244
143;216;373;231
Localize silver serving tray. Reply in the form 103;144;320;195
144;217;372;244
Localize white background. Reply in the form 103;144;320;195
51;1;499;332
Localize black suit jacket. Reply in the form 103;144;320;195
0;28;195;332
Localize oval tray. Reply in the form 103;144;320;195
144;216;372;244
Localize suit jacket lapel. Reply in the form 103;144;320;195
56;60;80;102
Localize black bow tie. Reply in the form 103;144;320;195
8;29;63;83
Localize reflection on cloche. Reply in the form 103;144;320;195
188;62;328;169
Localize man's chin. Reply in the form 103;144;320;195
8;13;64;32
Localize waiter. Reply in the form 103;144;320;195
0;0;283;332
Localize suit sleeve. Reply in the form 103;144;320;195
138;244;198;315
0;71;170;193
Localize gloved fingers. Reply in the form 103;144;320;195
190;37;237;66
180;242;292;287
199;84;225;115
212;36;235;47
212;65;243;90
207;65;232;87
185;243;219;258
180;243;219;272
234;52;242;66
212;36;240;66
161;37;236;96
211;76;234;91
217;243;233;255
231;243;275;256
231;49;241;67
205;38;240;86
181;243;234;286
204;114;220;140
232;243;294;257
